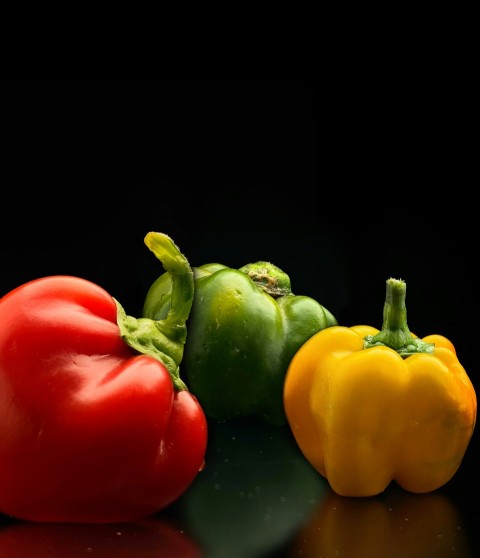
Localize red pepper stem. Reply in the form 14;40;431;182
115;232;194;391
144;232;194;341
363;278;434;358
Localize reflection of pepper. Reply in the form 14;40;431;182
288;487;473;558
0;517;202;558
284;277;477;496
143;260;337;425
172;418;329;558
0;232;207;522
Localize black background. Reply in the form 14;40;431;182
1;79;478;556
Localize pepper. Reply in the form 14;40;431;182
143;260;337;425
0;232;207;523
283;277;477;497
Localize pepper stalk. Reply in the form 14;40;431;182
363;277;435;358
115;232;194;390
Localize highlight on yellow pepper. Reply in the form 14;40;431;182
283;277;477;497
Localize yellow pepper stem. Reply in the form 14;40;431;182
363;278;435;358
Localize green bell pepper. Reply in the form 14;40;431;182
143;261;337;425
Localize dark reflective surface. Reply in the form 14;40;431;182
287;486;472;558
168;419;329;558
167;420;479;557
0;516;202;557
1;418;478;557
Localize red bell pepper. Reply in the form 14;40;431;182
0;232;207;523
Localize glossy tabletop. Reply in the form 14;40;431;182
1;418;478;558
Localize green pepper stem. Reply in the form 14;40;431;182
239;261;292;298
363;278;434;357
115;232;194;391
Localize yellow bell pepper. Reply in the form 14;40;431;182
283;277;477;497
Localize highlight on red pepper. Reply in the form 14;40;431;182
0;232;208;523
284;277;477;497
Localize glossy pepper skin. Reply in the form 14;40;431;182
284;277;477;497
0;233;207;523
143;261;337;425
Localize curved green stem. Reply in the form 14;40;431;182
115;232;194;391
363;277;434;358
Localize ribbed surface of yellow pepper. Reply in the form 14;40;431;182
283;278;477;497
